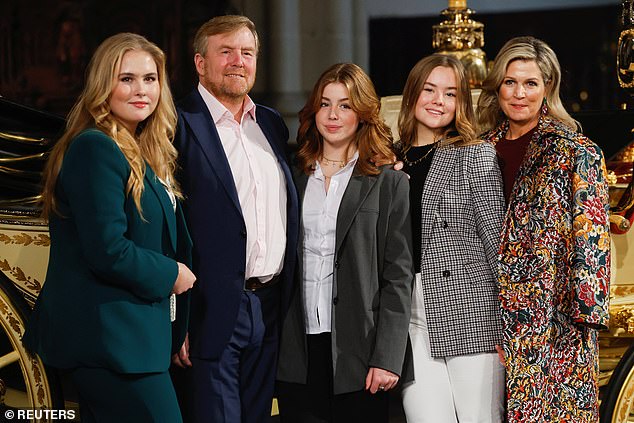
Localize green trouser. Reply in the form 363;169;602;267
70;367;182;423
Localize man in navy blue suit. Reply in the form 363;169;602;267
171;15;299;423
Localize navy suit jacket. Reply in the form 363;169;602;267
175;89;299;360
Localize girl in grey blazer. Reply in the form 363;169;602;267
277;63;414;423
397;55;505;423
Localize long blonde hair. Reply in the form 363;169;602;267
296;63;394;176
398;54;478;150
42;32;179;218
477;36;578;132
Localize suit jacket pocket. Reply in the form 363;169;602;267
97;299;171;371
359;207;379;214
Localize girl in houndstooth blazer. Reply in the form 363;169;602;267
396;54;505;423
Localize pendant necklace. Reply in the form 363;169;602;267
403;140;440;167
321;155;347;169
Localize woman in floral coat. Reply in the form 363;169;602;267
477;36;611;422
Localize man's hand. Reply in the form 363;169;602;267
172;332;192;368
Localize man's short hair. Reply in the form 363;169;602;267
193;15;259;57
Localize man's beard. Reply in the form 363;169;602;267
214;78;252;100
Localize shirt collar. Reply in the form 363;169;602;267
198;83;257;124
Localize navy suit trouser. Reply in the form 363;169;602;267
187;283;280;423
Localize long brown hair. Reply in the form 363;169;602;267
41;33;179;219
477;36;578;132
296;63;393;175
398;54;478;150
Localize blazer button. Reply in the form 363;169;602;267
334;260;339;268
442;270;451;278
240;230;247;239
333;297;339;305
442;221;448;229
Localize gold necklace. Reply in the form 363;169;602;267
402;141;439;167
321;155;347;169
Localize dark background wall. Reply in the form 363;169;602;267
0;0;237;115
369;4;633;158
0;1;630;157
370;5;625;111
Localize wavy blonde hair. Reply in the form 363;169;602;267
398;54;479;150
296;63;393;176
477;36;578;132
42;32;179;219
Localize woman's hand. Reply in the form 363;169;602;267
172;262;196;295
495;344;506;367
172;332;192;368
365;367;399;394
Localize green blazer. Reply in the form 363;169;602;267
23;129;192;373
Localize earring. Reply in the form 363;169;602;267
541;99;548;115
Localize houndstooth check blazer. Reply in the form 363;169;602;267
417;141;504;357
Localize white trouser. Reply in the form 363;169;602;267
402;273;504;423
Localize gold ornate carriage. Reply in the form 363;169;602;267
0;100;64;413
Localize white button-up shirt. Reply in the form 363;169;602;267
302;153;358;334
198;84;287;282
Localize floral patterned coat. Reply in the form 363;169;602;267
482;116;611;423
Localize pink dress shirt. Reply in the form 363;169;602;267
198;84;287;282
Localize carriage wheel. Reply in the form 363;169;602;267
0;274;60;412
601;342;634;422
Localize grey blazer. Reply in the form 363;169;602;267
417;142;504;357
277;165;414;395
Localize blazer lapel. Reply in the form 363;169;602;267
294;169;308;263
335;167;377;253
181;91;242;215
419;146;456;256
256;107;298;215
144;165;177;251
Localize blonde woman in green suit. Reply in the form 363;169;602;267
22;33;196;423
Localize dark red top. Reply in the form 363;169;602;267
495;127;536;203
